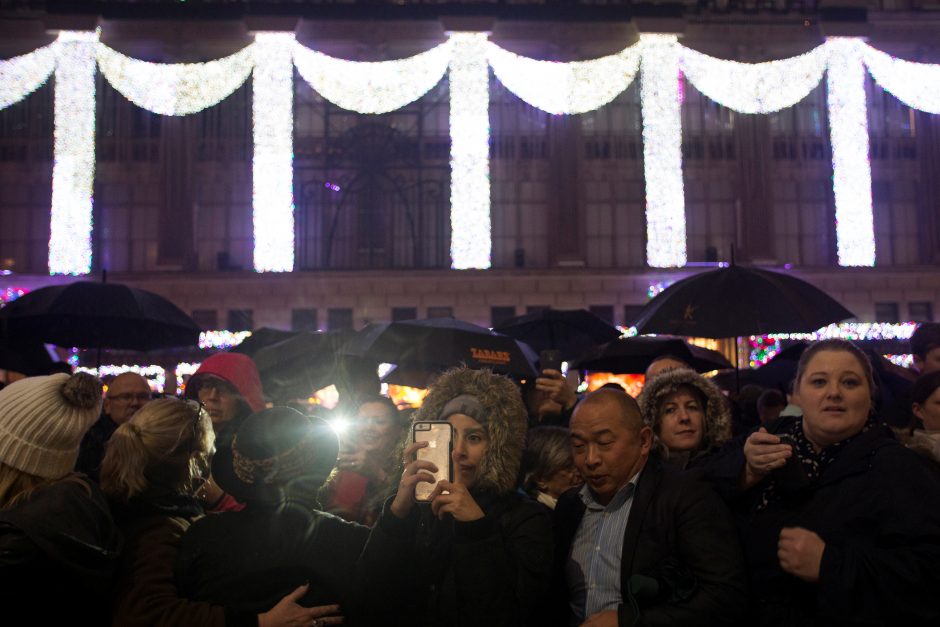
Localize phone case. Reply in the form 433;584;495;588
412;421;453;502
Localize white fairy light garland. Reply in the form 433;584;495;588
448;33;492;270
679;44;827;114
251;33;296;273
3;32;939;275
293;39;452;114
825;38;876;267
0;44;56;110
640;34;686;268
486;42;640;115
96;42;254;116
862;44;940;115
49;31;98;276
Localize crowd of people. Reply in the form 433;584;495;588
1;323;940;626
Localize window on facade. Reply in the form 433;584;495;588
192;309;218;331
909;302;934;322
327;308;354;331
227;309;253;332
291;308;319;332
491;306;517;327
392;307;418;322
874;302;900;323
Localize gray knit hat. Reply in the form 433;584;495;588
0;372;103;479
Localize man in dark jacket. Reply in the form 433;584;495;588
550;388;746;627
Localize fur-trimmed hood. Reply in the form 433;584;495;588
413;367;527;496
637;368;731;455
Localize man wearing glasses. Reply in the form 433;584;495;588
76;372;153;479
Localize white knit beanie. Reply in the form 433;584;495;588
0;372;103;479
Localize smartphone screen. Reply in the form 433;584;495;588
540;349;562;372
412;421;453;502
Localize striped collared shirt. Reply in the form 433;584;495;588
566;472;642;624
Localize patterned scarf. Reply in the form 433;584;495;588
756;417;872;512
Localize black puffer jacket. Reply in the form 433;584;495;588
358;368;553;627
0;476;121;624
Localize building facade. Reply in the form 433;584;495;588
1;0;939;334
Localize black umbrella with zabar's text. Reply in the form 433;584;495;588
0;281;200;351
341;317;538;380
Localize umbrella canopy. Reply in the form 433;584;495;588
492;308;622;359
0;339;55;377
228;327;299;358
0;281;200;351
571;336;733;374
631;266;854;339
342;318;538;380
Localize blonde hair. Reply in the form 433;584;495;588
0;462;52;510
100;398;214;503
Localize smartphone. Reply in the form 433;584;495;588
540;349;563;372
411;421;453;502
764;420;810;492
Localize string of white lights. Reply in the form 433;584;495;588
826;38;876;267
49;31;98;276
448;33;491;270
640;34;686;268
486;42;640;115
0;43;56;110
293;39;452;114
77;364;166;393
96;42;255;116
863;44;940;115
252;33;295;272
679;44;827;114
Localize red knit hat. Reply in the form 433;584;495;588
189;353;265;412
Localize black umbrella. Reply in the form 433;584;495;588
0;281;200;351
228;327;299;358
631;265;854;339
0;339;55;377
570;336;732;374
342;318;537;380
492;308;622;359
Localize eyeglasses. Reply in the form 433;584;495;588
109;392;153;403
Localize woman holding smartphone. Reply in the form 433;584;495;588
358;367;553;627
734;339;940;626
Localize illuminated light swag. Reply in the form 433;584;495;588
293;39;452;114
679;45;827;114
487;42;640;115
449;33;491;270
252;33;296;272
863;44;940;115
640;34;686;268
826;38;876;267
49;31;98;275
96;42;254;116
0;44;56;110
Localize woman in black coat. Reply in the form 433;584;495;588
735;339;940;627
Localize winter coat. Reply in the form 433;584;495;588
357;368;554;627
733;417;940;626
637;368;732;469
175;503;371;622
0;476;121;624
547;455;747;627
110;494;256;627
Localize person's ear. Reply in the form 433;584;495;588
912;403;925;423
638;426;654;454
913;355;925;372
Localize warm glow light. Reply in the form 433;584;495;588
198;330;252;349
252;33;295;272
486;42;640;115
826;38;876;267
679;45;827;114
584;372;646;398
293;39;452;114
863;44;940;115
387;384;430;409
640;34;686;268
49;31;98;275
0;43;56;110
96;42;254;116
449;33;491;270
